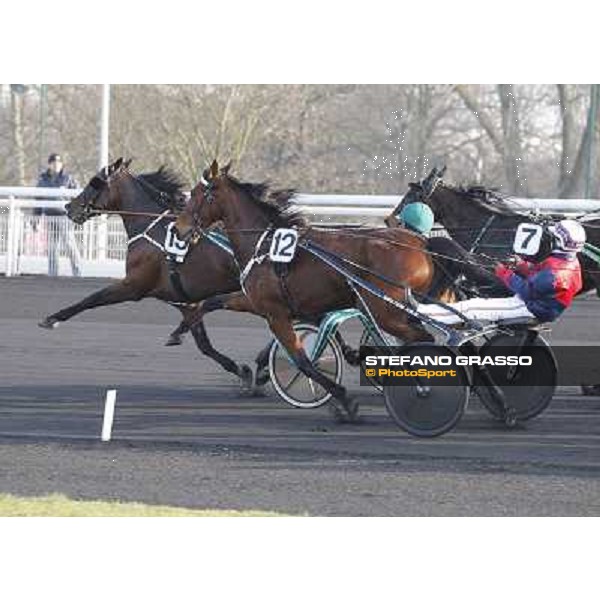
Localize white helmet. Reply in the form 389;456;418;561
550;219;586;253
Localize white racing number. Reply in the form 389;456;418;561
269;228;298;263
165;222;190;263
513;222;543;256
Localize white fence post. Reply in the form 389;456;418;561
5;196;16;276
98;214;108;261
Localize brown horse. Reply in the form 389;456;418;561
39;158;253;389
174;160;436;422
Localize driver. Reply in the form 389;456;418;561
416;219;585;325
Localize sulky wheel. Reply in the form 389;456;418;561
383;343;469;438
475;333;557;422
268;323;343;409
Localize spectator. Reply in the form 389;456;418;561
36;153;81;277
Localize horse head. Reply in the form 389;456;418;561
66;157;131;224
385;166;447;227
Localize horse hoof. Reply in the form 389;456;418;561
251;385;268;398
327;402;348;424
345;397;360;422
581;385;600;396
238;364;254;394
342;349;361;367
254;367;270;388
165;334;183;346
39;318;58;329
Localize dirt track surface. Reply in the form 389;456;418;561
1;276;600;516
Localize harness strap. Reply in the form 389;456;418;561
301;238;478;331
469;214;496;253
239;229;270;294
204;230;235;257
168;258;192;302
127;210;170;251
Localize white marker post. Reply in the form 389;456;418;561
101;389;117;442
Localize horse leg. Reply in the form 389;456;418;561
181;292;266;393
267;316;359;423
333;331;361;366
165;318;191;346
254;329;359;389
39;280;146;328
182;291;256;330
254;340;274;388
165;303;205;346
188;318;253;393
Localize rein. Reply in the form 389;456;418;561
90;209;178;219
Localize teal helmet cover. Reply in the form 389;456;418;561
399;202;434;235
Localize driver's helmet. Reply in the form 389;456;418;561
549;219;586;253
399;202;434;236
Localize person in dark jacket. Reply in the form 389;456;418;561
36;153;81;276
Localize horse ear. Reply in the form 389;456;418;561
113;157;123;171
209;159;219;179
221;161;232;176
123;158;133;169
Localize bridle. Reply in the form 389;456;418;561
184;174;216;241
73;169;110;222
392;165;447;220
71;166;179;223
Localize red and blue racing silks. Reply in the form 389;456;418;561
495;254;582;322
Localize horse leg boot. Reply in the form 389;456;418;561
268;318;359;423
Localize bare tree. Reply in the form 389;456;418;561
453;84;527;194
9;85;27;185
0;84;597;199
557;84;600;198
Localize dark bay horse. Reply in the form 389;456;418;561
174;160;436;422
388;169;600;296
39;158;253;389
389;168;600;395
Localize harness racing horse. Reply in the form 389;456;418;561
173;160;437;423
38;157;254;390
389;167;600;394
388;167;600;295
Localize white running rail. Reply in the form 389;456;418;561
2;186;600;278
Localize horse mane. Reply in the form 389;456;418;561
139;166;187;211
225;174;306;227
444;182;521;216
